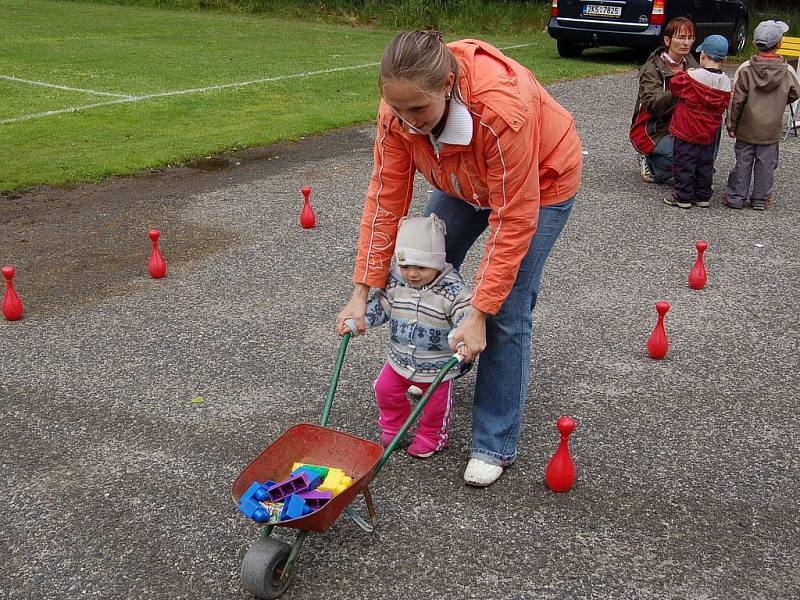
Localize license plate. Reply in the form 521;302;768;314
582;4;622;18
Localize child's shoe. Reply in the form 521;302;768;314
721;192;744;209
380;431;398;448
692;198;711;208
750;197;772;211
406;435;440;459
663;195;691;209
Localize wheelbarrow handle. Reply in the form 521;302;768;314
320;330;353;427
344;318;360;336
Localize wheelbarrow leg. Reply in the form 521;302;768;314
283;529;309;580
344;485;378;533
260;524;276;539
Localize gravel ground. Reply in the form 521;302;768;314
1;69;798;600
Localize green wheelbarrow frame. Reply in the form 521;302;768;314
231;331;461;599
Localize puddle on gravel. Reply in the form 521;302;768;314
185;157;242;171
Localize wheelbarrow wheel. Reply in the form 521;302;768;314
241;537;293;599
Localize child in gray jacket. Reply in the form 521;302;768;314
724;20;800;210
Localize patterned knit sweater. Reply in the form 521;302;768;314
365;264;472;383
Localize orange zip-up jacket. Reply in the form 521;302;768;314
353;39;583;315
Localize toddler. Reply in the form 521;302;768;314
360;214;471;458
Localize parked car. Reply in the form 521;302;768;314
547;0;749;58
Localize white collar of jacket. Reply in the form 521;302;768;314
661;49;687;66
408;99;473;145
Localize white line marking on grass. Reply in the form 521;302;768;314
1;62;382;125
2;44;533;126
138;61;383;99
1;75;135;98
498;43;536;51
0;98;135;124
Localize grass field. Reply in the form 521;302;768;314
0;0;638;191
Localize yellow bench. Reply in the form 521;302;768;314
777;36;800;139
778;35;800;59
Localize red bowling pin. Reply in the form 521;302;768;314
545;416;576;493
2;265;24;321
646;301;670;359
300;185;316;229
147;229;167;279
689;240;708;290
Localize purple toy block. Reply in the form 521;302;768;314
267;472;310;502
297;490;333;510
289;467;322;491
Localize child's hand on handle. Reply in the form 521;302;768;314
336;283;369;336
449;309;487;363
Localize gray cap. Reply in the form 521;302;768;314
395;213;447;271
754;20;789;50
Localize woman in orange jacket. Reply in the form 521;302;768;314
337;31;583;487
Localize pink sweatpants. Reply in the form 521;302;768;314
373;362;453;453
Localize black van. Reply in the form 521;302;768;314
547;0;749;57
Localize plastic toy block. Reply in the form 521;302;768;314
318;468;352;497
239;482;270;523
291;463;330;480
297;490;333;510
252;480;277;502
267;472;311;502
288;467;322;491
278;494;312;521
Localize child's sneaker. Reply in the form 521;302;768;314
721;192;744;209
750;197;772;211
406;436;439;459
638;154;654;183
380;431;398;448
663;195;691;209
692;198;711;208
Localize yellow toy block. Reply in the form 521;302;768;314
318;468;352;497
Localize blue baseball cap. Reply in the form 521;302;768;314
697;35;729;61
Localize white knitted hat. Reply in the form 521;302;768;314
394;213;447;271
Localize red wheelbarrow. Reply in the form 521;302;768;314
231;330;461;599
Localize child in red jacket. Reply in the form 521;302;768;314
665;35;732;209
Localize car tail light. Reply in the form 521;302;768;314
551;0;558;17
651;0;666;25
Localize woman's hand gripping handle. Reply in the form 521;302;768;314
336;283;369;336
449;309;487;363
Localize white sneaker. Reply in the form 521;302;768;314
463;458;503;487
638;154;654;183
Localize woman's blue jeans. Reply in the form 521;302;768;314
647;134;675;183
423;190;575;466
